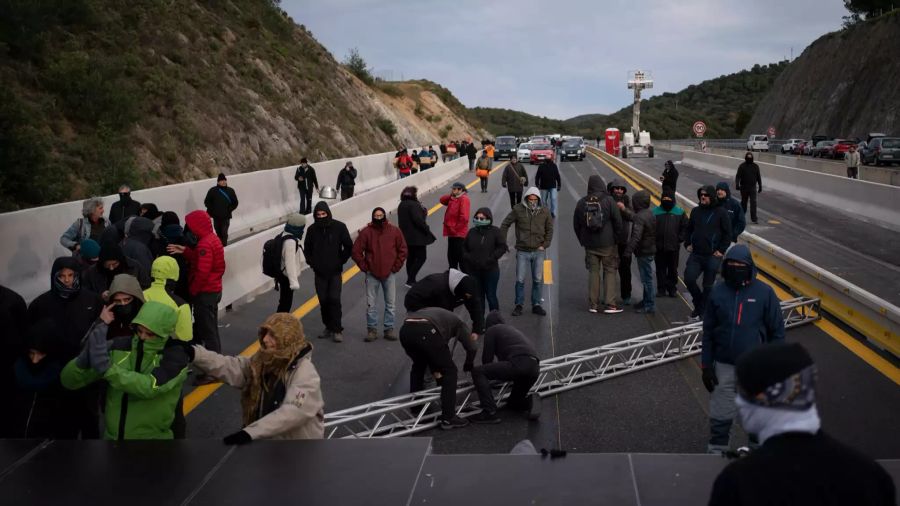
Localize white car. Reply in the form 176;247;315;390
747;135;769;152
516;143;534;161
781;138;804;153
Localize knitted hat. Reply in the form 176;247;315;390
79;239;101;259
217;173;227;182
736;342;817;410
451;181;467;191
286;213;306;227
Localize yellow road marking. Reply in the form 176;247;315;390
543;260;553;285
767;219;781;225
184;162;508;415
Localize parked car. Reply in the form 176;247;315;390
517;142;534;161
494;136;518;160
561;137;586;161
832;139;857;160
747;135;769;151
811;140;835;158
781;139;804;154
793;141;808;155
861;137;900;166
529;144;555;164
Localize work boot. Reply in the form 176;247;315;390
440;416;470;430
527;393;542;420
512;305;523;316
332;332;344;343
364;328;378;342
383;328;397;341
532;305;546;316
471;411;501;424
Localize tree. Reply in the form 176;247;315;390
843;0;896;20
343;47;373;85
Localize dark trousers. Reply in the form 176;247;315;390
684;253;721;316
314;272;343;332
406;245;427;284
847;166;859;179
617;244;632;300
171;395;186;439
470;268;500;312
508;191;522;208
192;291;222;353
468;157;476;170
655;249;680;295
276;274;294;313
479;177;488;192
740;190;758;222
400;321;458;421
213;217;230;246
472;355;539;413
340;186;354;200
447;237;464;270
299;188;313;214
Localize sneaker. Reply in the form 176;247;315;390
440;416;470;430
317;330;332;340
687;311;702;323
470;411;501;424
532;305;547;316
588;305;599;313
383;328;397;341
603;305;624;314
364;328;378;342
621;297;632;306
332;332;344;343
512;305;523;316
527;393;542;420
634;307;656;314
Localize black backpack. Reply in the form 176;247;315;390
584;195;606;232
262;233;300;278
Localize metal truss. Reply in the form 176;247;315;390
324;296;820;439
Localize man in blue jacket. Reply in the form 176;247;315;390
715;182;745;243
701;244;785;454
684;185;732;321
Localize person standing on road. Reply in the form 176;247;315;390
735;152;762;224
469;311;541;424
204;173;239;246
573;175;624;314
399;307;475;430
462;207;508;314
397;186;435;287
109;185;141;225
485;142;495;169
439;182;471;270
335;161;357;200
294;158;319;214
303;202;353;343
652;189;688;298
622;190;656;314
502;156;529;209
610;179;634;305
353;207;408;342
684;186;732;322
715;182;745;243
700;244;783;454
660;160;679;192
845;144;861;179
60;198;107;253
271;214;306;313
535;157;561;218
475;151;491;192
708;342;896;505
466;141;478;171
500;187;553;317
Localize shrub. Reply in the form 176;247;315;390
343;47;373;85
375;117;397;137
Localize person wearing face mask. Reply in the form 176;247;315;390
715;182;745;243
158;212;191;302
700;244;784;454
397;186;435;287
294;158;319;214
335;161;358;200
462;208;507;314
103;274;146;339
405;269;485;338
683;185;732;322
268;213;307;313
609;179;634;306
500;187;553;316
735;152;762;224
109;184;142;225
352;207;408;342
652;189;688;298
60;197;107;253
708;342;896;505
303;202;353;343
82;242;149;297
76;239;101;269
660;160;679;193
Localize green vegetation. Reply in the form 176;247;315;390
843;0;898;26
343;47;374;85
375;117;397;138
376;81;404;97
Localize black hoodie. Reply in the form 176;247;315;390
397;191;435;246
303;201;353;275
462;207;508;272
684;185;732;256
481;312;538;364
82;243;149;294
122;216;155;276
573;175;622;249
624;190;656;257
109;193;142;225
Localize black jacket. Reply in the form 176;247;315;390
685;186;732;256
462;208;507;273
709;431;896;506
303;201;352;276
573;175;622;250
336;167;357;191
404;271;484;334
735;161;762;192
204;185;239;220
83;244;150;294
0;285;27;438
661;162;679;191
109;196;141;225
294;164;319;191
653;204;688;252
406;307;476;367
535;161;561;190
466;143;478;159
502;161;528;193
624;191;656;257
121;217;156;277
397;198;435;247
481;323;537;365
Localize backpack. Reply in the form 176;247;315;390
584;195;606;232
262;233;300;278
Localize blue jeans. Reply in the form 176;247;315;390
471;269;500;312
365;272;396;330
540;188;558;217
684;253;721;315
636;255;655;311
515;250;545;306
399;172;410;179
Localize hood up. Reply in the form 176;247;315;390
587;175;607;196
723;244;757;278
184;210;215;238
632;190;652;212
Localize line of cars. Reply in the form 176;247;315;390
511;135;586;164
762;133;899;166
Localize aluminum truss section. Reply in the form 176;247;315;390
324;296;820;439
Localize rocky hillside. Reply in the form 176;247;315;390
0;1;487;211
746;10;900;138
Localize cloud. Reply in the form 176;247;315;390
282;0;847;118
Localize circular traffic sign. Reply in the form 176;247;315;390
692;121;707;137
767;126;776;137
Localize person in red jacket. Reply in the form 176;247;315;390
352;207;408;342
439;182;470;270
396;149;414;179
167;210;226;386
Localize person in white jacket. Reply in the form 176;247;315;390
276;213;306;312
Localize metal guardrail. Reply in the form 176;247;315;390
323;297;820;439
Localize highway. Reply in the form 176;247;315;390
183;151;900;458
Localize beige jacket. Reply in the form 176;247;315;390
845;150;861;168
193;346;325;440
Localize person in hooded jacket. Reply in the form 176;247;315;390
660;160;679;192
274;214;306;313
684;185;732;321
534;158;561;218
502;156;529;208
204;173;239;246
475;151;491;192
622;190;656;314
83;242;150;297
76;239;101;269
735;152;762;224
609;179;635;305
103;274;145;339
465;141;478;170
469;311;541;424
158;211;191;302
294;158;319;214
109;185;142;225
500;187;553;316
404;269;485;336
185;313;325;442
440;182;471;270
652;189;688;298
701;244;784;454
0;284;27;437
304;201;353;343
60;197;107;253
122;216;156;276
716;182;745;243
352;207;408;342
139;203;165;256
336;161;357;200
573;175;624;314
397;186;435;287
143;256;193;343
462;207;507;314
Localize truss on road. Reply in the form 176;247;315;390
324;296;820;439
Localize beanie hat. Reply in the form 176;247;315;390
161;211;180;227
736;342;816;410
451;181;467;191
217;173;227;182
79;239;101;259
287;213;306;227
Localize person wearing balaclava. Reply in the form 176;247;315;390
700;244;783;454
82;242;149;297
77;239;102;269
335;161;358;200
683;185;732;322
405;269;485;336
303;201;352;343
102;274;145;339
158;211;191;302
735;152;762;224
352;207;408;342
109;184;142;225
652;189;688;298
500;187;553;317
185;313;324;442
273;213;306;313
397;186;435;287
709;342;896;505
715;182;745;243
660;160;679;192
469;311;541;425
462;207;507;314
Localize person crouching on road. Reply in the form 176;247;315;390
405;269;485;336
500;187;553;317
469;311;541;424
399;307;476;430
462;207;507;314
475;150;491;193
701;244;784;454
61;301;189;440
186;313;324;443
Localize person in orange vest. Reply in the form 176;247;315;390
485;142;495;169
475;151;492;193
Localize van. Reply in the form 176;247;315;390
747;135;769;152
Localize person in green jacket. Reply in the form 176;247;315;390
61;301;189;440
143;256;193;342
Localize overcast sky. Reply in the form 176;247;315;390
282;0;847;119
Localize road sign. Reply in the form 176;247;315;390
767;126;776;137
692;121;707;138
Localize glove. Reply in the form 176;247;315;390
89;328;110;374
223;430;252;445
757;187;762;194
702;367;718;393
175;341;195;362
